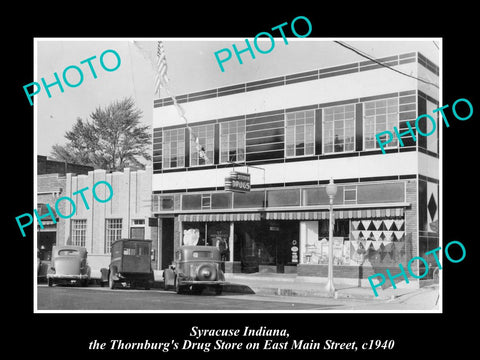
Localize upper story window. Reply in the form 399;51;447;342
190;124;214;166
364;97;399;150
323;104;355;153
162;128;185;169
285;110;315;157
220;119;246;163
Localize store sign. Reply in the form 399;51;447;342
225;171;251;193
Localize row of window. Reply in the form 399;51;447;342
152;182;406;212
71;219;122;254
158;96;409;169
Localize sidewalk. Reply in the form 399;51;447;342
222;272;439;303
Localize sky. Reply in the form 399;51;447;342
35;38;440;157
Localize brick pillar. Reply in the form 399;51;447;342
173;215;181;254
405;179;419;287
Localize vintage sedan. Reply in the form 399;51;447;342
47;246;90;287
108;239;154;290
163;246;225;295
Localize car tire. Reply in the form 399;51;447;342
215;286;223;296
108;271;116;290
47;278;53;287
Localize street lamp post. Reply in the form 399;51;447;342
325;178;338;295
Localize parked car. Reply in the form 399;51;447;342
163;245;225;295
107;239;154;290
47;246;90;287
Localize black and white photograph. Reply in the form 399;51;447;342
9;7;478;357
33;38;442;313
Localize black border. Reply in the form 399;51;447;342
9;4;478;358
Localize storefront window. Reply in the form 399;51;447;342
267;189;300;207
233;191;265;208
182;194;202;210
235;221;299;272
182;222;230;248
302;218;406;266
183;222;206;245
211;193;232;209
303;186;344;206
152;195;174;212
303;219;350;265
357;183;405;204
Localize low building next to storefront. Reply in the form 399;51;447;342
151;51;439;286
55;166;159;274
37;156;94;262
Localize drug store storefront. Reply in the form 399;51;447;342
152;179;414;279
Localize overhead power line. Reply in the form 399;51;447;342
333;41;439;89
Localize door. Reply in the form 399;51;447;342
161;218;174;269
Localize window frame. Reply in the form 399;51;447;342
71;219;87;247
322;104;356;154
105;218;123;254
363;97;400;151
219;119;246;164
162;128;186;169
189;124;215;167
285;109;316;158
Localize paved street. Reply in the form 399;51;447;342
36;283;438;311
37;285;369;311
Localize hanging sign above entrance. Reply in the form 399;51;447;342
225;171;251;193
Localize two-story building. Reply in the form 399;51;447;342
150;49;439;286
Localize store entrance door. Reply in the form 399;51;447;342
265;221;299;273
161;218;174;269
236;221;299;273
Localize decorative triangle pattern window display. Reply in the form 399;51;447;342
349;218;405;265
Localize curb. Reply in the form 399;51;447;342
249;285;391;301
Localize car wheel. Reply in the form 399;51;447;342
108;271;116;289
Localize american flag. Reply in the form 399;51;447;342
154;41;168;95
149;41;208;162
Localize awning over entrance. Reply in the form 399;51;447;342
179;213;262;222
178;208;404;222
267;208;404;220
